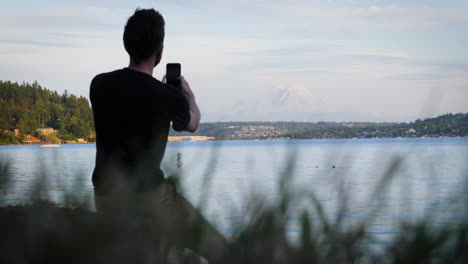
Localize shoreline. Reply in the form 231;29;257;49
1;135;467;146
0;142;96;146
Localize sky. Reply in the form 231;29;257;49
1;0;467;122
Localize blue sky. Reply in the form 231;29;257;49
1;0;467;122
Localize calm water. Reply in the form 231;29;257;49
1;138;467;243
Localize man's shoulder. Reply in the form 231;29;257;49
90;69;127;101
92;68;166;87
90;68;175;101
91;69;125;85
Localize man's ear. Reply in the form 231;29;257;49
154;44;164;67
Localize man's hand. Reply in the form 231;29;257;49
179;76;200;132
179;76;195;102
162;75;201;133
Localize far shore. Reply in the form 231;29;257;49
1;135;466;147
0;142;96;146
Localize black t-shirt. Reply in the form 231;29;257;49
90;68;190;195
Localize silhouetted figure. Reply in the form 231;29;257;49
90;8;228;263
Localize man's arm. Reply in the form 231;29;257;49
179;76;200;132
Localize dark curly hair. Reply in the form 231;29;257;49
123;8;165;64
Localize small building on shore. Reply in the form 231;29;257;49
168;136;215;142
36;128;58;135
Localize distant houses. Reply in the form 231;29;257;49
8;128;61;144
36;128;58;135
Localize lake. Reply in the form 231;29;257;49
0;138;467;244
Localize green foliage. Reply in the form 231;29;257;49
0;131;19;144
0;80;94;142
36;132;60;144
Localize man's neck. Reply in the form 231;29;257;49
128;59;155;76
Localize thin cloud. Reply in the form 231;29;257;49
0;38;75;48
46;4;128;15
282;5;468;30
340;51;411;59
0;5;120;32
45;32;106;39
388;72;452;81
0;49;31;54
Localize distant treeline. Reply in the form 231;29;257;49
0;80;94;144
288;113;468;139
171;114;468;139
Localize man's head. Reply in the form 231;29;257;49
123;8;165;66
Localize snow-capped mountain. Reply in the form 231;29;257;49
204;85;413;121
271;85;316;107
222;85;321;121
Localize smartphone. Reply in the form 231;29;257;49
166;63;181;88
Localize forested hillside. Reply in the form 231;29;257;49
0;81;94;144
288;113;468;139
170;114;468;140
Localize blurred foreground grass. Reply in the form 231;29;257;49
0;156;467;264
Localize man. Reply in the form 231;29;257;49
90;8;228;263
